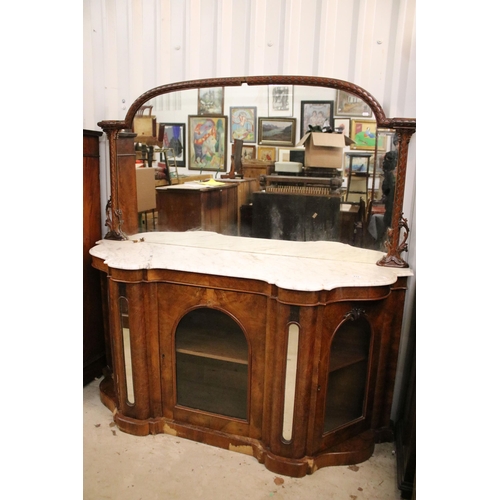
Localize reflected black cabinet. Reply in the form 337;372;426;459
252;191;340;241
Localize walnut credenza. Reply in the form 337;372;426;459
90;232;411;477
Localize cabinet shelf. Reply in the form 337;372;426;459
328;322;370;373
324;410;363;433
324;360;368;433
329;348;367;372
175;327;248;365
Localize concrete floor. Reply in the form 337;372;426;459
83;377;402;499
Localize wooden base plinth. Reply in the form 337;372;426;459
262;432;374;477
99;376;377;478
98;375;117;414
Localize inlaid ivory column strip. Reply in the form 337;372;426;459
282;323;299;442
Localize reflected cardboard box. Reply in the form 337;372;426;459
297;132;355;169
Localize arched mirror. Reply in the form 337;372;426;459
98;76;415;268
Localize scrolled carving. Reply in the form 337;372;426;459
100;126;127;240
376;127;414;268
344;308;366;321
104;198;124;241
397;215;410;254
377;213;410;268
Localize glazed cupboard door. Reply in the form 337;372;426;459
175;307;249;420
313;302;382;451
157;281;267;439
323;314;372;433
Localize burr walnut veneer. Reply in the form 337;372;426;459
91;232;411;477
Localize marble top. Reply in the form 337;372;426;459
89;231;413;292
156;180;231;191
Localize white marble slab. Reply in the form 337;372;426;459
156;180;228;191
89;231;413;292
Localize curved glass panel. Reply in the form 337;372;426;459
323;316;371;433
175;308;248;419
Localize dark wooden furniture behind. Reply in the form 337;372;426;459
220;178;259;235
339;203;363;246
242;160;275;180
156;183;238;234
83;129;107;385
395;303;416;498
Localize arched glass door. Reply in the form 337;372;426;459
175;308;249;420
323;315;371;433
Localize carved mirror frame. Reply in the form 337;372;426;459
98;75;416;268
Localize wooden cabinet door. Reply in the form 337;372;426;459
157;282;267;439
312;301;383;452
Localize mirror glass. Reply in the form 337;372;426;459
128;84;400;251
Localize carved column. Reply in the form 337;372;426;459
98;121;128;240
377;123;415;268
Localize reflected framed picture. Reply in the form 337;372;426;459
335;90;372;117
229;106;257;143
241;144;256;160
258;117;296;146
333;118;351;136
268;85;293;117
158;122;186;167
300;100;334;137
187;115;228;171
198;87;224;115
258;146;276;161
350;119;385;151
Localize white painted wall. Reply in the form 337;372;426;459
84;0;416;127
83;0;416;421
